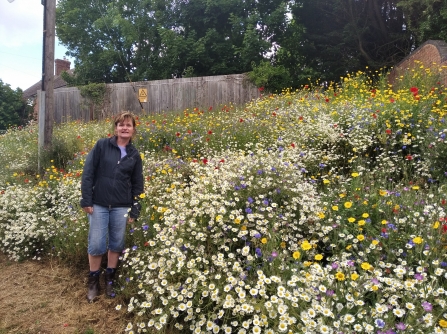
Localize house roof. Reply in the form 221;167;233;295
23;69;74;99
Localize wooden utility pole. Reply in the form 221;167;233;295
43;0;56;148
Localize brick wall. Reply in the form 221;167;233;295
388;40;447;86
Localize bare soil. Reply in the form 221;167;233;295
0;253;129;334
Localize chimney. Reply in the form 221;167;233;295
55;57;71;76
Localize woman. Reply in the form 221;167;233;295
80;111;144;302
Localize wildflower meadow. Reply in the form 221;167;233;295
1;63;447;333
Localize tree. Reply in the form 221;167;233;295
56;0;290;84
397;0;447;45
291;0;412;83
0;80;32;131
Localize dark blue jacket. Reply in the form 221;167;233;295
80;136;144;218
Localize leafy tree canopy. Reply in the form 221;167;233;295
56;0;447;89
56;0;290;85
0;79;32;131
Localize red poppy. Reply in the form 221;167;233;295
208;130;213;135
442;224;447;234
385;129;392;135
410;87;419;96
239;118;244;122
202;158;208;164
325;98;329;102
441;199;446;206
175;132;181;137
405;155;413;160
290;143;295;148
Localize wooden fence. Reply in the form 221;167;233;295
51;74;260;123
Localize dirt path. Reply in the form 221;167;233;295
0;253;128;334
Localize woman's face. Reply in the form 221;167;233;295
115;117;135;141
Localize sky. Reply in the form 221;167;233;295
0;0;73;91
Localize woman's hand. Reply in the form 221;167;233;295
83;206;93;214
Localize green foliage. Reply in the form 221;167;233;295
248;60;291;93
56;0;289;83
397;0;447;44
0;79;32;131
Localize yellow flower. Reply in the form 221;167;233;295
348;217;356;223
412;185;420;190
439;319;447;328
351;172;359;177
261;237;268;244
362;213;369;218
332;206;339;211
301;241;312;251
379;189;387;196
303;261;312;267
357;234;365;241
323;179;330;184
335;272;345;281
139;193;146;199
339;193;346;198
234;218;241;224
381;220;388;225
241;226;247;231
292;251;301;259
280;241;286;248
140;153;145;160
433;221;440;229
372;240;379;246
412;236;423;244
361;262;372;270
358;220;366;226
344;201;353;209
351;273;359;281
317;212;325;219
314;254;323;261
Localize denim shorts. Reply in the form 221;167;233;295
87;204;130;255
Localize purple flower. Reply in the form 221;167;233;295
245;207;253;214
132;245;138;251
254;233;261;239
271;251;278;258
375;318;385;328
331;262;339;270
142;224;149;230
396;322;406;330
422;301;432;312
414;273;424;281
255;248;262;257
247;197;254;203
326;290;334;296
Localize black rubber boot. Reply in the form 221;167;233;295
87;275;100;303
105;269;116;298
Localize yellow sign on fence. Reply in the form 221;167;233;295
138;88;147;103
